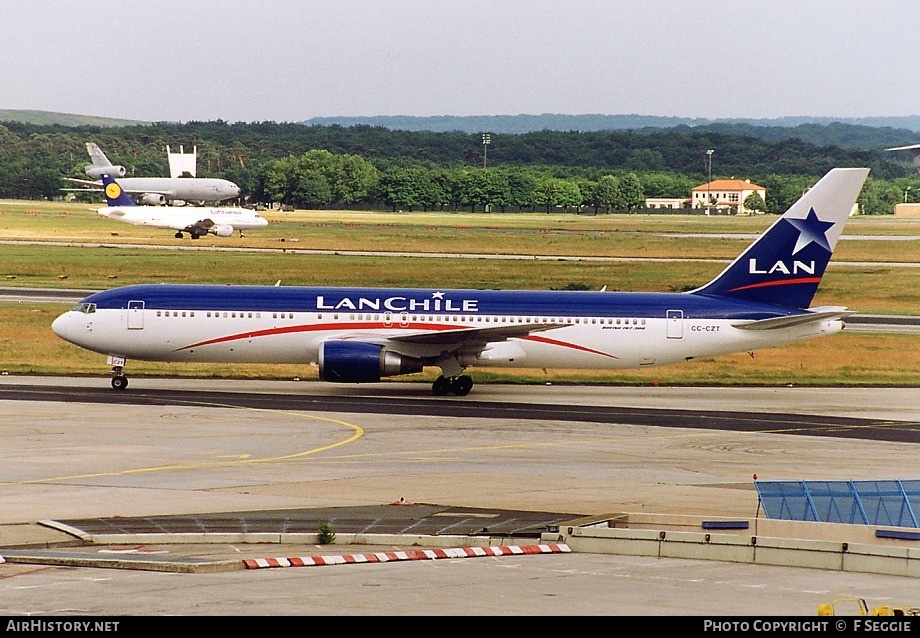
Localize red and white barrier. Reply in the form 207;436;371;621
244;543;570;569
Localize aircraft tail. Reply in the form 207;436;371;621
99;173;136;207
85;143;126;178
887;144;920;176
86;143;113;168
690;167;869;309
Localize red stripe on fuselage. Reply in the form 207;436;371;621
520;334;619;359
174;321;447;351
174;321;618;359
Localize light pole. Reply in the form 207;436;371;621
905;186;912;203
482;133;491;168
705;149;714;215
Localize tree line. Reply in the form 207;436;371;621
0;120;917;214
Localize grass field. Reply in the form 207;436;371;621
2;199;919;386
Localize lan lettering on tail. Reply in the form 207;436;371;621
52;168;869;396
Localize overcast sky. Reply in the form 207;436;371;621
3;1;918;123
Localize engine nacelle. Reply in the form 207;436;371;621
141;193;167;206
318;340;423;383
86;165;126;179
208;224;234;237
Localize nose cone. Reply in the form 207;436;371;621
51;312;69;341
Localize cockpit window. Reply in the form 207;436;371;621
71;302;96;314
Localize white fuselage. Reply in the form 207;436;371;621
97;206;269;232
52;302;843;371
114;177;240;202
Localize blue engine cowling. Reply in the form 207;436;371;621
318;341;423;383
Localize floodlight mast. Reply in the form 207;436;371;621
705;149;714;215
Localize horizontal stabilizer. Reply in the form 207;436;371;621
62;177;103;188
732;307;853;331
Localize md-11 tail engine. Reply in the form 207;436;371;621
86;165;126;179
318;340;423;383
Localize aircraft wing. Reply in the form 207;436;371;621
388;322;563;344
337;322;566;359
63;178;172;196
731;307;853;331
183;218;217;234
120;187;172;196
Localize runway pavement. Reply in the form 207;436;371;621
3;376;920;616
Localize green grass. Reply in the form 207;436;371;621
3;244;918;315
2;199;920;385
3;200;920;262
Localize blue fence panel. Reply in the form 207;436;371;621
901;479;920;527
755;479;920;527
756;481;818;522
807;481;866;525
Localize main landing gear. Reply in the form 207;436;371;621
111;363;128;390
432;375;473;397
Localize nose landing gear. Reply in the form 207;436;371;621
110;363;128;390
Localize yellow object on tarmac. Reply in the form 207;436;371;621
818;598;920;616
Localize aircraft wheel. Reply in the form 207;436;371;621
174;232;183;239
432;376;451;396
111;375;128;391
191;234;200;240
451;375;473;397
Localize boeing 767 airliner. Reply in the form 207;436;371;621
52;167;869;396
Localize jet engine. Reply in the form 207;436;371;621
318;340;423;383
208;224;234;237
141;193;167;206
85;165;126;179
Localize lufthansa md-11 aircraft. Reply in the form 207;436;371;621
64;143;241;206
52;168;869;396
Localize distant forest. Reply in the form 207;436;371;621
1;116;919;214
303;113;920;137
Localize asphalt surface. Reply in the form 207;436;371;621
4;377;920;616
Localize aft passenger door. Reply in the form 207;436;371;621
127;300;145;330
666;309;683;339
